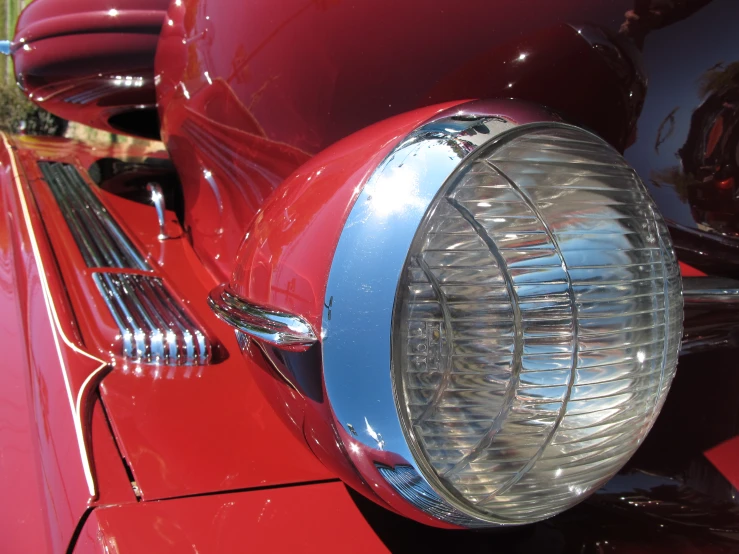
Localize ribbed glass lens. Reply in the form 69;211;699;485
392;124;683;524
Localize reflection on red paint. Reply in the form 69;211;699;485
705;436;739;491
717;176;735;190
679;261;707;277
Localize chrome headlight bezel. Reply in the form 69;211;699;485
322;114;519;467
322;107;682;526
322;107;533;525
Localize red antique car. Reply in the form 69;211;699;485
1;0;738;552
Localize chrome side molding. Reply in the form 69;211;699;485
94;273;211;365
38;162;150;270
683;277;739;305
208;284;317;349
682;276;739;354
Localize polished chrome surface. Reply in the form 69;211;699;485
146;182;170;240
94;273;211;365
682;277;739;354
375;465;481;527
681;329;739;354
235;330;250;352
208;284;317;349
38;162;149;270
64;83;120;106
683;277;739;305
322;108;518;524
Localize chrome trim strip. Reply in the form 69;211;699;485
64;76;148;105
64;83;119;105
38;162;150;270
146;182;170;240
94;273;211;365
65;84;117;105
208;284;317;349
682;277;739;354
681;330;738;355
683;277;739;305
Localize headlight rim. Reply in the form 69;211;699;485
321;103;555;527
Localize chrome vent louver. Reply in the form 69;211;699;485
93;273;211;366
38;162;149;270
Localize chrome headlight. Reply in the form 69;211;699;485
212;100;683;528
322;113;682;525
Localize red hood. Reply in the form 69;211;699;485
9;135;333;505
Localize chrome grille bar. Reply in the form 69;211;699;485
93;273;211;365
38;162;149;270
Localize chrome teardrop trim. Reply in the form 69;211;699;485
208;284;317;349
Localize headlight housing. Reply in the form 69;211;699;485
211;100;683;528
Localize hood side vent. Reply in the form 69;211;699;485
93;272;211;366
38;161;149;270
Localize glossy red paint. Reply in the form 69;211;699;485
0;147;54;554
88;400;138;508
705;436;739;491
4;0;739;550
8;135;334;506
155;0;644;281
16;7;163;44
679;261;707;277
231;102;459;330
231;99;558;334
0;135;165;554
71;476;739;554
73;481;392;554
99;337;334;501
0;135;117;552
14;113;455;524
17;159;223;372
13;0;169;138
